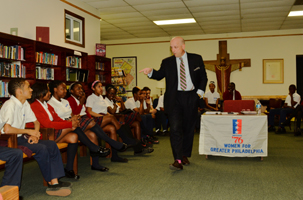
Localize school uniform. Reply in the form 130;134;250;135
125;97;154;137
30;100;72;138
155;95;168;131
268;93;301;127
0;96;65;182
104;97;138;125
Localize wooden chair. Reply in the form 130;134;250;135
223;100;255;112
0;186;19;200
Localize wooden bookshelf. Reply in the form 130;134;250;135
0;32;89;102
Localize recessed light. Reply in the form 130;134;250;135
288;11;303;17
153;18;196;25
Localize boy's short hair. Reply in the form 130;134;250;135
8;78;26;96
132;87;140;96
289;84;296;90
142;87;150;92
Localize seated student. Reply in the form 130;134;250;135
155;94;168;136
0;78;71;197
268;84;301;133
104;84;141;140
29;82;111;177
223;82;242;100
142;87;157;117
86;81;152;156
125;87;159;144
0;118;23;190
204;81;221;111
48;80;126;170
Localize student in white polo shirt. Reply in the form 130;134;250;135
204;81;221;111
0;78;71;197
125;87;159;144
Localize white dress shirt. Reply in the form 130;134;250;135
47;96;72;120
86;93;108;114
0;95;37;136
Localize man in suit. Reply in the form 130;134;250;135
140;36;208;170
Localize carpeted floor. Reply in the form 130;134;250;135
2;129;303;200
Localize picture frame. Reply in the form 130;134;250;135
112;57;137;92
263;59;284;84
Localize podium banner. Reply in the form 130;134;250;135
199;115;268;157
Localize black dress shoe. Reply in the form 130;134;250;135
64;169;80;180
90;146;111;157
169;161;183;170
182;156;190;166
91;166;109;172
118;143;128;152
275;127;286;134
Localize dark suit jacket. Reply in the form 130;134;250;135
151;53;208;114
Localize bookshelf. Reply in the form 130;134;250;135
111;68;127;97
87;55;111;95
0;32;89;104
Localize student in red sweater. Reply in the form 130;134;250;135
223;82;242;100
70;82;152;156
29;82;112;174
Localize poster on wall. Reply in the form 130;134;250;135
112;57;137;92
96;44;106;57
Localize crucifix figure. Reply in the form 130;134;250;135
204;41;251;96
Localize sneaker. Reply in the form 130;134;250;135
134;147;154;155
146;135;159;144
46;184;71;197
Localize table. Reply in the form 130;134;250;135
199;114;268;158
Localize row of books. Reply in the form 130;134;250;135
66;56;82;68
95;62;105;70
95;74;106;83
36;52;58;65
0;44;25;60
0;81;9;97
111;77;126;85
0;62;26;78
36;66;54;80
66;69;88;82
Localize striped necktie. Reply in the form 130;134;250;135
180;57;187;91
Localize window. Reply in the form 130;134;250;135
65;10;85;47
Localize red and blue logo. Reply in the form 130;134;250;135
233;119;242;135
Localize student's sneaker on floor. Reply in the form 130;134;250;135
46;184;71;197
141;138;153;148
275;127;286;134
147;135;159;144
134;147;154;155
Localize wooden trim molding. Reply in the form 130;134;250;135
61;0;101;20
242;95;287;100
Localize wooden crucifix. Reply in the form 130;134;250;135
204;40;251;96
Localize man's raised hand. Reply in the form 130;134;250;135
139;68;152;75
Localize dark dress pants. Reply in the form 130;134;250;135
168;91;198;160
140;114;154;137
155;110;168;131
268;108;294;127
0;146;23;189
17;137;65;182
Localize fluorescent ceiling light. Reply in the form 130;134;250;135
288;11;303;17
154;18;196;25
